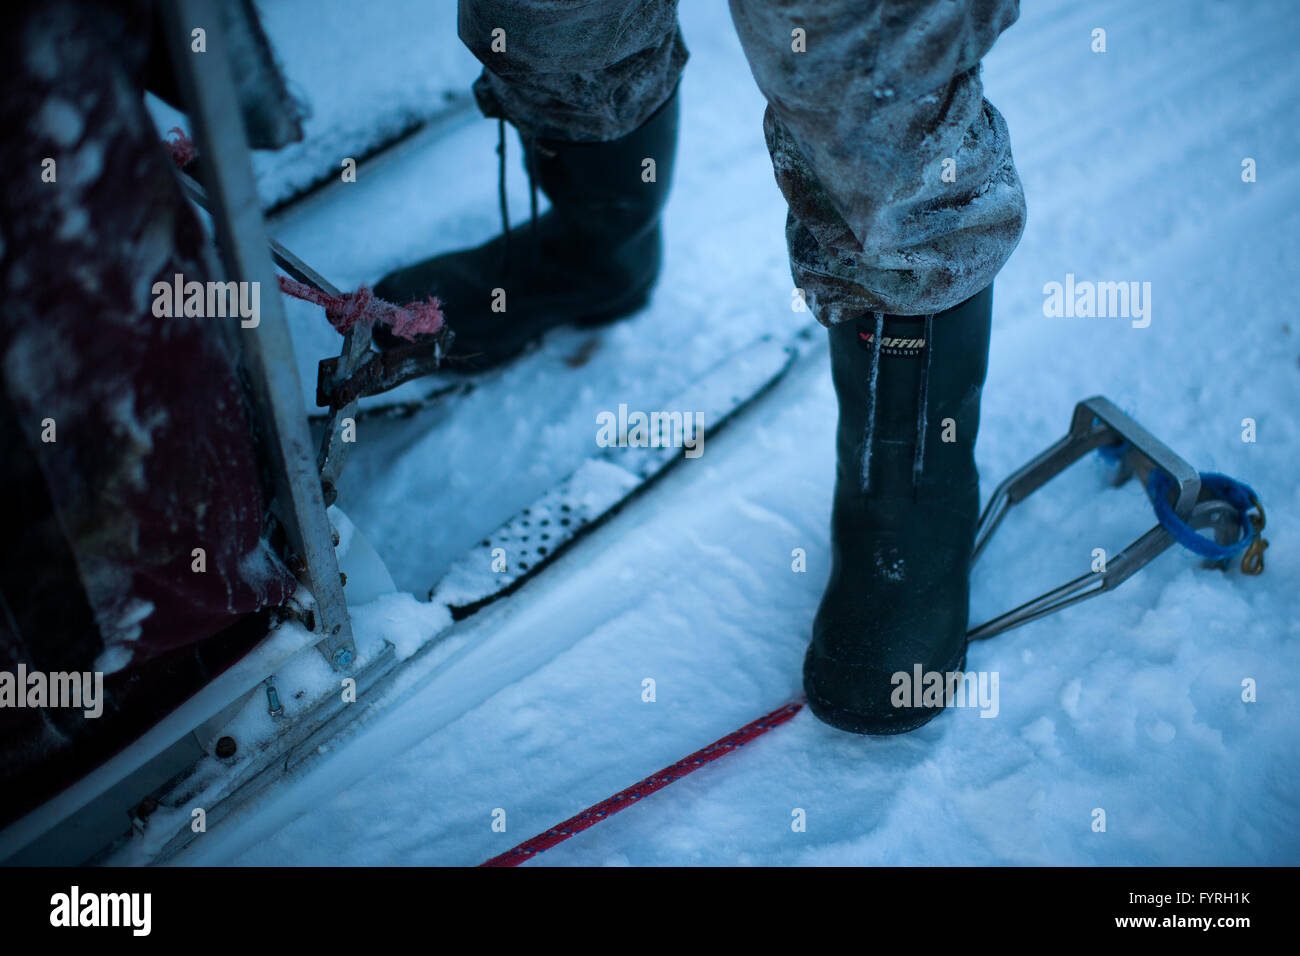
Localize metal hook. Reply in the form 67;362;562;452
1241;497;1268;575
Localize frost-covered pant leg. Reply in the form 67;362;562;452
729;0;1027;321
457;0;687;142
458;0;1025;319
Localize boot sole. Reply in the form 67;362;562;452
803;640;969;736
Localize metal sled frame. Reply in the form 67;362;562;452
966;396;1246;642
163;0;358;669
0;1;448;865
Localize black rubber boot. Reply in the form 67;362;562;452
373;89;679;369
804;285;993;735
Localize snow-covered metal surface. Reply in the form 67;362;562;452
432;329;805;613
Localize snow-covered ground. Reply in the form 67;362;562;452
164;0;1299;865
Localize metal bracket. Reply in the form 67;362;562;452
175;171;372;508
316;338;449;410
967;396;1244;642
163;0;355;669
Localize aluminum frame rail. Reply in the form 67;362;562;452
163;0;355;669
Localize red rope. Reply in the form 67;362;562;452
159;127;445;341
277;275;444;341
479;699;804;867
164;126;197;168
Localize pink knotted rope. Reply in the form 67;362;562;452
161;127;444;341
164;126;197;168
277;276;444;341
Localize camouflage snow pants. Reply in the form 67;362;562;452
459;0;1027;322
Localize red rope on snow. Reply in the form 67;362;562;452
161;126;445;341
479;699;805;867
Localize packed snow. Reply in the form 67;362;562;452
145;0;1299;865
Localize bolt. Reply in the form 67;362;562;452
339;571;347;587
215;736;237;759
331;645;355;671
265;680;284;718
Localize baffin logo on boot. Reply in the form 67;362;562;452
857;329;927;358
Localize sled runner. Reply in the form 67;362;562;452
0;320;815;865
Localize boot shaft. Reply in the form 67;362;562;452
828;285;992;506
806;285;995;734
525;88;680;245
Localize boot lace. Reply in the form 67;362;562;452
860;310;935;502
495;119;542;272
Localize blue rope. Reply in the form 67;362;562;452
1145;469;1260;561
1098;440;1259;560
1096;439;1129;465
1149;470;1258;561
